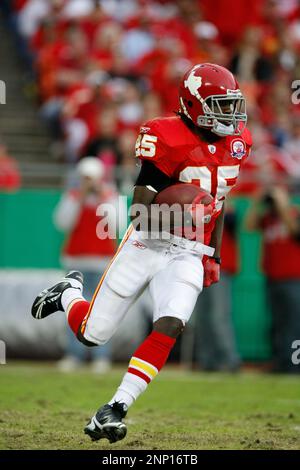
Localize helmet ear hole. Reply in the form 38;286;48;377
187;100;193;107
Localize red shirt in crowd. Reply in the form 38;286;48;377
0;155;21;191
61;189;117;258
260;209;300;280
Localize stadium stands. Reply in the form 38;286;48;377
1;0;300;191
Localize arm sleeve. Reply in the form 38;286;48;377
53;193;81;232
135;160;173;193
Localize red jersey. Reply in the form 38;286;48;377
135;116;252;244
63;190;116;258
261;210;300;280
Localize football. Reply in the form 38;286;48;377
154;183;213;207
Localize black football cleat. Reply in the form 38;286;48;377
31;270;83;319
84;402;127;443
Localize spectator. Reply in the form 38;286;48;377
84;104;120;179
230;27;273;83
0;141;21;192
245;186;300;374
53;157;126;372
17;0;50;39
117;81;143;126
91;20;123;71
61;73;111;161
142;91;163;122
116;129;139;195
283;117;300;178
121;14;155;64
194;205;241;372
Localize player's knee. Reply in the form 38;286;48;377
153;316;185;339
79;319;114;346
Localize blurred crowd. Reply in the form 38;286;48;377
1;0;300;193
1;0;300;373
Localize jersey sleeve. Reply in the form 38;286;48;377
135;120;174;177
134;160;172;192
240;127;253;166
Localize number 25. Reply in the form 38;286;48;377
179;165;240;202
135;134;157;158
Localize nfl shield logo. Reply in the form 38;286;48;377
231;139;246;159
208;145;216;154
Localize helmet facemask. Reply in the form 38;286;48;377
197;91;247;136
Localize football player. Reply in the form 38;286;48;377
32;63;252;443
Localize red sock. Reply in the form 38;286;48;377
128;331;176;383
67;300;90;335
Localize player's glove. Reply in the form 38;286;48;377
203;256;220;287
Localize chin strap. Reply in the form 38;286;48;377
211;120;236;137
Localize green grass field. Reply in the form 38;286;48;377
0;362;299;450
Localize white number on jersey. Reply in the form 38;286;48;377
135;134;158;158
179;165;240;209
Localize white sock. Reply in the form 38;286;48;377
108;372;148;409
61;277;84;312
61;289;84;312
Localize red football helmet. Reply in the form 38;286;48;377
179;63;247;136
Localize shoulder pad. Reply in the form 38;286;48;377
241;127;252;147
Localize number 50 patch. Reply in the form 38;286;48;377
135;134;157;158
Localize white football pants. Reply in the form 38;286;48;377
83;227;215;345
